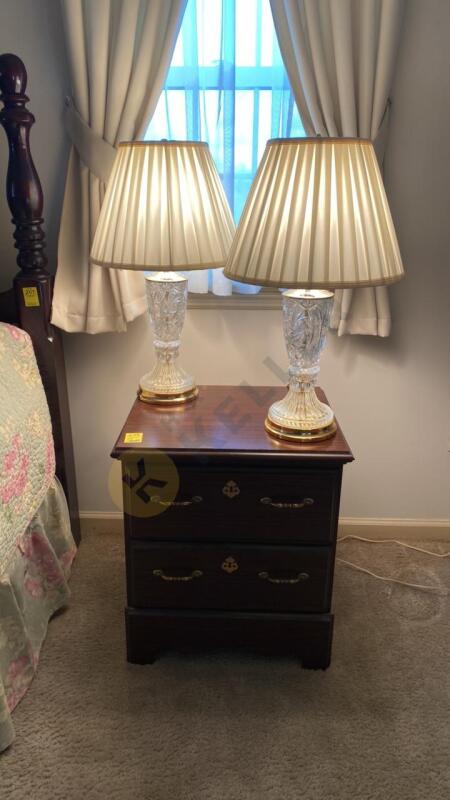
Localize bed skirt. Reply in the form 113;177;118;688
0;477;76;752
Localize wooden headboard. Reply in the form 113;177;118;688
0;53;80;544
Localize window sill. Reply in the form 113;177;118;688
188;288;281;310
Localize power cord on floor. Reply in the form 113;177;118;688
336;535;450;596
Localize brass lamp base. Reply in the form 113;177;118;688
139;386;199;405
265;416;337;442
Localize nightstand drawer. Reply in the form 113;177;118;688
127;541;333;613
125;464;340;544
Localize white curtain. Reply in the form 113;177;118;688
270;0;405;335
52;0;187;333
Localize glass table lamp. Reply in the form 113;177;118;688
224;138;405;441
91;141;235;404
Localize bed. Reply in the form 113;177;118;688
0;53;80;751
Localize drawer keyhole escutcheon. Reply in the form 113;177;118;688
260;496;314;510
221;556;239;574
222;480;240;499
152;569;203;582
258;571;310;585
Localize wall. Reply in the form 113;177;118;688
1;0;449;521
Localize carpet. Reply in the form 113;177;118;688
1;531;449;800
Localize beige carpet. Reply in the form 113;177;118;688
1;531;449;800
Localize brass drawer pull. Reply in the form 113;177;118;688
260;497;314;509
258;571;310;585
152;569;203;582
150;495;203;507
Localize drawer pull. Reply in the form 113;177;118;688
150;495;203;507
152;569;203;582
258;571;310;585
260;496;314;510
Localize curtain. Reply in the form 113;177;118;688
147;0;305;296
270;0;405;336
52;0;187;333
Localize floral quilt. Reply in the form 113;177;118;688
0;323;55;571
0;477;76;752
0;322;76;752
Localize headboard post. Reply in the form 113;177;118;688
0;53;80;544
0;53;48;277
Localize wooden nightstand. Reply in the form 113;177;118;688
112;385;353;669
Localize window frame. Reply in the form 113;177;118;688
166;65;291;90
188;286;281;310
152;1;301;310
165;64;294;309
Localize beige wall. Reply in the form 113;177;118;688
1;0;449;520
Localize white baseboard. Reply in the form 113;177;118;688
80;511;450;541
80;511;123;536
338;517;450;541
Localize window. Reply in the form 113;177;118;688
146;0;304;296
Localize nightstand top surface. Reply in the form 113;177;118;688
112;385;353;463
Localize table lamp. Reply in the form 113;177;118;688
224;138;405;441
91;141;235;404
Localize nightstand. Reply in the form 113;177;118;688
112;385;353;669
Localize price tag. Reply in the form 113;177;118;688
124;432;144;444
22;287;40;307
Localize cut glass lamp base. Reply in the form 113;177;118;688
265;289;337;443
139;271;198;406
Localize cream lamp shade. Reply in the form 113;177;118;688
91;140;235;271
224;137;404;288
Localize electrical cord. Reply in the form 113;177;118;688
336;535;450;596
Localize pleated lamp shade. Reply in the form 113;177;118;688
91;141;235;271
224;138;405;289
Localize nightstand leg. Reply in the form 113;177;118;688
301;653;331;670
128;654;158;665
300;627;333;670
125;609;160;664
